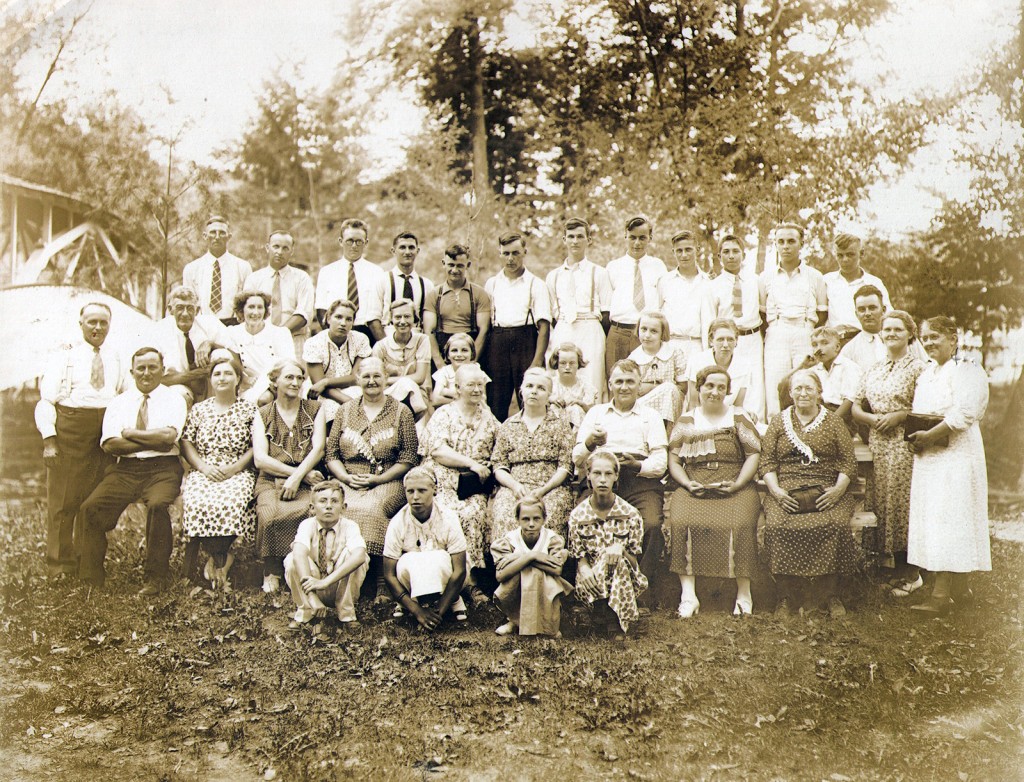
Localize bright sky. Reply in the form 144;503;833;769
4;0;1017;238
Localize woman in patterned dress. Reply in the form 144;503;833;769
491;368;575;542
667;365;762;617
627;310;686;428
685;319;761;421
906;317;991;615
181;356;258;591
420;363;499;606
252;359;329;593
303;299;372;417
372;298;431;414
567;450;648;637
851;310;926;595
326;357;419;601
761;370;860;618
226;291;295;405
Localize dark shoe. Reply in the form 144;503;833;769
774;598;791;617
910;596;952;617
827;597;847;619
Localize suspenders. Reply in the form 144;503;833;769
556;264;596;320
437;284;478;337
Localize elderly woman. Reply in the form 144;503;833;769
372;298;431;415
686;319;762;420
303;298;372;410
627;310;687;427
227;290;296;405
252;359;329;593
567;450;648;638
180;356;257;590
761;369;860;618
906;317;991;615
668;365;761;617
491;368;575;542
420;363;500;606
325;357;419;600
851;310;926;595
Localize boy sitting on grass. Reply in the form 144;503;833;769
284;479;368;630
491;497;573;638
383;466;469;631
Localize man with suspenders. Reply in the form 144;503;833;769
423;244;491;370
372;231;435;335
483;232;552;421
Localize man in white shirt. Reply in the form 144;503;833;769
655;229;715;362
573;360;668;602
78;347;188;594
709;234;765;420
604;216;668;379
372;231;436;335
35;302;125;579
314;218;388;344
758;223;828;417
153;286;238;404
839;284;926;371
544;217;612;396
483;232;552;420
823;233;891;341
182;216;253;325
243;229;315;356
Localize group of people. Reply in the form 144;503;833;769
34;213;991;637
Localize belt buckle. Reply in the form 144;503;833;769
704;461;720;470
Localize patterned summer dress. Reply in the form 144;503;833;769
628;344;686;423
549;374;599;429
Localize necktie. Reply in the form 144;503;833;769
317;527;333;576
401;273;414;301
184;332;196;369
347;262;359;312
136;393;150;430
731;275;744;320
270;271;283;325
632;259;645;313
90;348;104;390
210;258;223;314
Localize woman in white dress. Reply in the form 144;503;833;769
227;291;296;405
906;316;990;615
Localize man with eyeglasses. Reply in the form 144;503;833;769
152;285;238;404
314;218;388;344
422;244;491;370
483;232;551;420
604;216;667;380
182;216;252;326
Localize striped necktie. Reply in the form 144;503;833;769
90;348;104;390
731;275;743;320
347;262;359;312
632;260;645;312
210;258;223;314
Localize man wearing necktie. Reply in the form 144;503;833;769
79;347;187;595
243;229;315;356
603;216;668;381
182;216;252;326
314;218;388;345
371;231;436;337
35;302;124;579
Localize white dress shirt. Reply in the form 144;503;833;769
34;342;126;439
226;322;296;387
709;271;762;331
606;254;667;323
573;402;668;478
485;270;552;327
314;258;388;326
655;268;715;345
182;251;253;319
101;383;187;458
758;263;828;324
823;270;891;330
293;516;366;570
372;267;436;327
152;315;237;374
244;265;315;329
545;259;612;322
813;355;863;406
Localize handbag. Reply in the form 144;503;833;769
457;470;494;500
904;413;948;447
789;485;825;514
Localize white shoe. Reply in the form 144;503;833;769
495;622;517;636
733;596;753;616
677;599;700;618
261;574;281;594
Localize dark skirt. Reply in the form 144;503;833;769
762;487;860;577
254;473;312;559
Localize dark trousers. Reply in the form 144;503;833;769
605;323;639;379
46;406;109;576
79;456;183;585
352;324;376;346
483;325;537;421
617;466;666;605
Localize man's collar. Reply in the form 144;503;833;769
606;400;638;415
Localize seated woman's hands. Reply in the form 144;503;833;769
281;472;303;500
769;484;799;513
302;469;326;486
203;465;230;482
815;483;847;511
468;461;491;482
347;473;379;489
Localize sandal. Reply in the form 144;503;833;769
890;575;924;598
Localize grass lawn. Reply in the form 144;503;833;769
0;491;1021;782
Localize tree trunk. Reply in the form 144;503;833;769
467;16;490;212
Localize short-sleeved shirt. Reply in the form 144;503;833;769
758;264;828;324
813;355;862;407
153;314;237;374
606;254;668;324
485;270;552;327
383;502;468;559
823;270;890;330
293;516;366;570
302;330;372;378
101;383;187;458
424;282;490;334
573;402;669;477
629;344;688;385
709;271;761;331
372;332;431;378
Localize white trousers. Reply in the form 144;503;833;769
284;553;368;623
734;331;765;422
763;320;813;417
396;550;468;611
548;319;606;401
